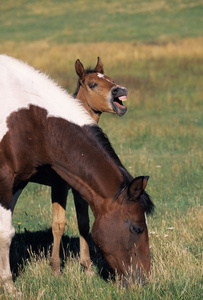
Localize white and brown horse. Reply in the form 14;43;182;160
36;57;128;276
0;55;154;294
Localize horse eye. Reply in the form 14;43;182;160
130;225;144;235
89;82;98;90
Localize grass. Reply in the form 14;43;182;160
0;0;203;43
4;198;203;299
0;0;203;299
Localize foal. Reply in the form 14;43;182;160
74;57;128;121
51;57;128;274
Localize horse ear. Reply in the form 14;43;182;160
75;59;86;81
95;57;104;74
127;176;149;199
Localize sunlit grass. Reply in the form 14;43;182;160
4;202;202;300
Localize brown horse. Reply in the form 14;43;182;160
33;57;128;276
46;57;128;275
66;57;128;274
74;57;128;122
0;55;154;294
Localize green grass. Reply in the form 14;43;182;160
0;0;203;299
0;0;203;43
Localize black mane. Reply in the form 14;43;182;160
84;125;154;215
139;191;154;215
73;67;97;98
85;125;133;183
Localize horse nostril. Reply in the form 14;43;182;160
111;86;128;98
112;87;119;96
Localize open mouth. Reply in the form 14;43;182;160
112;95;127;116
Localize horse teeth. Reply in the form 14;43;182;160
118;96;127;101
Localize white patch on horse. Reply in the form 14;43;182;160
0;205;15;283
0;55;95;141
97;73;112;84
0;205;15;244
97;73;104;78
145;213;148;228
107;89;113;103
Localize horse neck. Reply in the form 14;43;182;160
75;88;101;123
45;119;123;215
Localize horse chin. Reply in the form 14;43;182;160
112;100;127;116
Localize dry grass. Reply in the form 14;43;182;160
2;205;201;299
1;37;203;73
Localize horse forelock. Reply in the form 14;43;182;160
0;55;95;142
115;186;154;215
139;191;155;215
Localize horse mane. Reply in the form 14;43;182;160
85;125;154;215
139;191;154;215
85;125;133;182
73;66;98;98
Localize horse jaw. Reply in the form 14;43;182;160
109;86;128;116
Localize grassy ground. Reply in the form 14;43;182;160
0;0;203;43
0;0;203;299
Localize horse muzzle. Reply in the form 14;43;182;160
110;86;128;116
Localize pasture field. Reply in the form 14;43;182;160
0;0;203;299
0;0;203;43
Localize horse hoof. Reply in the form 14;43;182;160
10;289;22;299
2;282;22;299
86;269;95;276
50;260;62;276
84;266;95;276
52;269;62;276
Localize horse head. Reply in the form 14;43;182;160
74;57;128;121
92;176;154;284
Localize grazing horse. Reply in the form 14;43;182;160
69;57;128;274
0;55;154;294
39;57;128;275
35;57;128;276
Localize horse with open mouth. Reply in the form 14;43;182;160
0;55;154;295
34;56;129;276
74;57;128;121
70;57;128;274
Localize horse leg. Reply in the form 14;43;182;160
50;178;69;275
0;205;16;294
72;189;94;275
